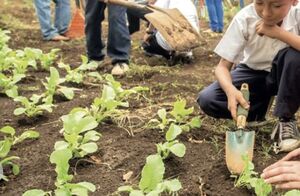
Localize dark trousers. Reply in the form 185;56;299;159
197;47;300;121
85;0;130;64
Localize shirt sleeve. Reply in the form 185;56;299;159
214;14;248;63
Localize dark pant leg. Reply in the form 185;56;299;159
266;47;300;118
85;0;106;61
197;64;272;121
141;33;172;59
107;4;131;64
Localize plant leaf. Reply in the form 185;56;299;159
169;143;186;157
166;124;182;141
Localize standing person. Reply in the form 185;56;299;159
197;0;300;153
85;0;131;76
34;0;70;41
205;0;224;33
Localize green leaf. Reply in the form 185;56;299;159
54;188;70;196
22;189;47;196
12;163;20;175
130;190;145;196
166;124;182;141
13;108;26;116
169;143;186;157
82;131;101;143
0;140;12;158
59;87;74;100
0;126;15;136
285;190;300;196
76;182;96;192
50;149;73;185
139;154;165;193
189;117;202;128
14;130;39;145
170;99;193;120
163;179;182;192
118;185;134;192
54;141;69;150
79;142;98;154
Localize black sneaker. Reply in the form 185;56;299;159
271;119;300;153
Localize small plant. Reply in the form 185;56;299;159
58;55;99;84
0;72;25;98
156;124;186;159
13;94;54;118
39;48;60;70
42;67;75;104
285;190;300;196
56;110;101;158
0;126;39;181
234;155;272;196
118;154;182;195
148;99;202;132
23;148;96;196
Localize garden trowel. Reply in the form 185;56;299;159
225;83;255;174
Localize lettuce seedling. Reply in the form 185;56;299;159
118;154;182;195
0;126;39;181
23;148;96;196
39;48;60;70
58;55;98;84
235;155;272;196
56;110;101;158
42;67;75;104
285;190;300;196
13;94;54;118
0;72;25;98
156;124;186;159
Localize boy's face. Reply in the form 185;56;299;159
254;0;297;25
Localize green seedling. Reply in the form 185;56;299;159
148;99;202;132
13;94;54;118
156;124;186;159
0;72;24;98
42;67;75;104
105;74;149;101
0;29;10;50
57;110;101;158
15;47;43;70
234;155;272;196
0;126;39;181
39;48;60;70
118;154;182;195
23;148;96;196
58;55;98;84
285;190;300;196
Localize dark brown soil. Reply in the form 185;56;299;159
0;1;290;196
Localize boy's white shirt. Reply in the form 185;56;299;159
214;3;300;71
154;0;200;51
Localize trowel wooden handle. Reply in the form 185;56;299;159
104;0;150;12
236;83;249;129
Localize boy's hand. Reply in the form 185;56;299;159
255;20;281;39
261;160;300;189
226;87;249;120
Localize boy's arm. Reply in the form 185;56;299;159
215;58;250;120
256;21;300;51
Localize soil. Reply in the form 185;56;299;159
0;1;293;196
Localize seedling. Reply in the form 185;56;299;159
23;149;96;196
234;155;272;196
42;67;75;104
0;126;39;181
118;154;182;195
57;110;101;158
58;55;99;84
156;124;186;159
0;72;24;98
39;48;60;70
13;94;54;118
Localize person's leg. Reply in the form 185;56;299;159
141;33;173;60
85;0;106;61
205;0;218;32
197;64;271;121
54;0;71;35
267;47;300;118
266;47;300;152
107;4;131;64
214;0;224;32
34;0;59;40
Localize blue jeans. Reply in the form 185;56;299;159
85;0;130;64
34;0;71;40
205;0;224;32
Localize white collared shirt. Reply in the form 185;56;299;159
154;0;200;51
214;4;300;71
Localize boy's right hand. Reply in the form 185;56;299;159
226;87;249;120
